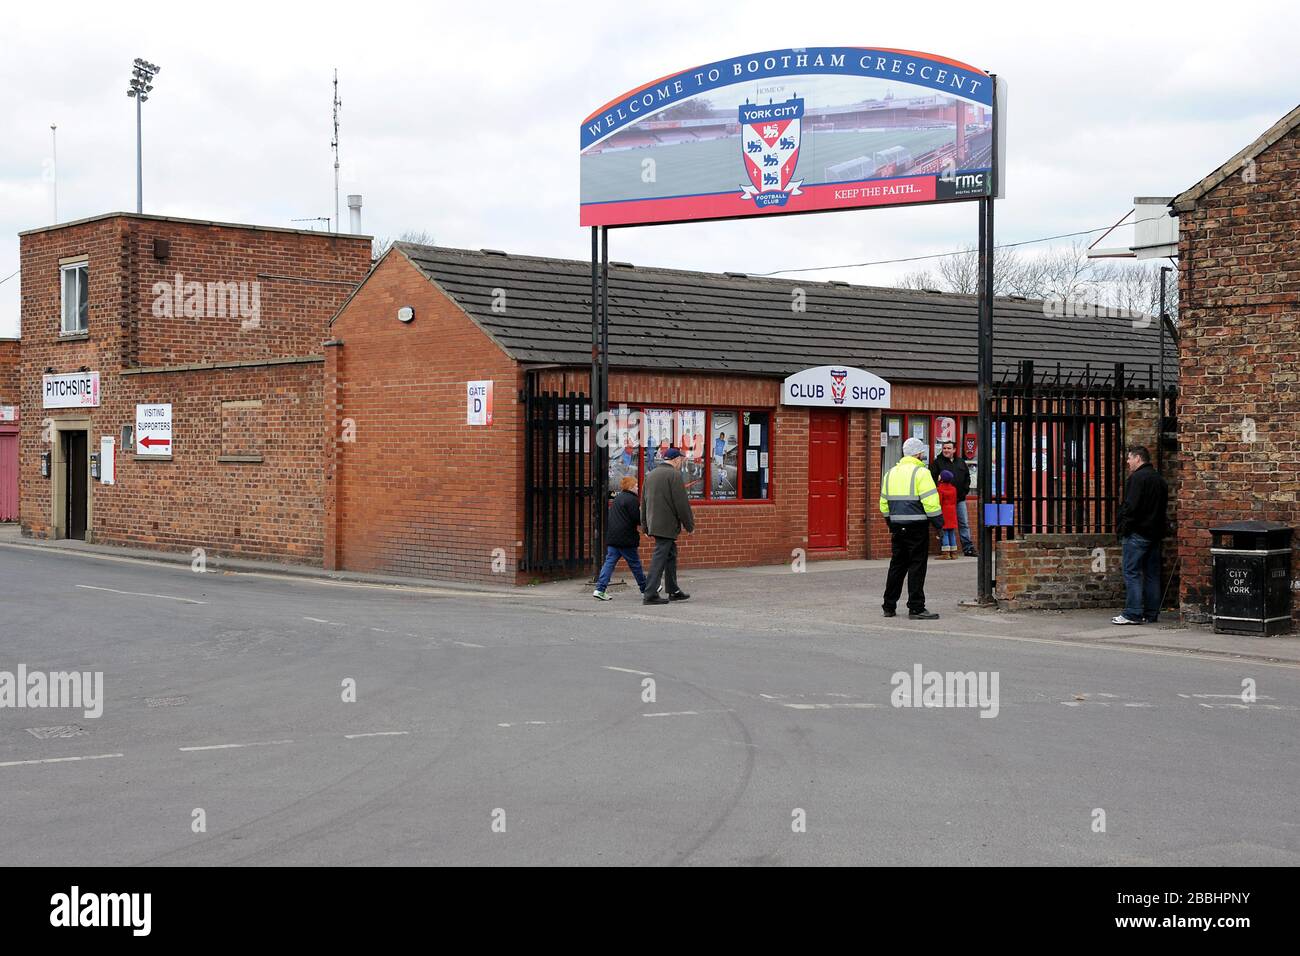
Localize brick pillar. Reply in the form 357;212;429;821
322;338;343;571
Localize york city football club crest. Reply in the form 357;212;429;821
739;97;804;209
829;369;848;405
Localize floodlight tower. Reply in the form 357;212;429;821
126;58;161;213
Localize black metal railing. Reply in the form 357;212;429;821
986;361;1171;543
521;376;594;574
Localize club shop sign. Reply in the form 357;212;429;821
43;371;100;408
782;366;890;408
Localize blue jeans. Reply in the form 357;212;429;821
941;529;957;549
955;498;973;551
596;545;647;592
1122;533;1162;622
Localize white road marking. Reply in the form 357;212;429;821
179;739;294;752
304;617;330;623
642;711;699;717
76;584;205;605
782;702;879;710
0;752;124;768
453;641;485;648
344;731;410;739
1179;693;1274;700
370;627;391;633
604;665;653;676
497;720;553;728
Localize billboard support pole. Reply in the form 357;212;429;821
598;227;610;572
590;226;602;581
976;73;999;606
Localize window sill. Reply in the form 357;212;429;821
57;331;90;342
218;455;263;463
134;454;173;462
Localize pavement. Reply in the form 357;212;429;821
1;526;1297;866
4;522;1296;665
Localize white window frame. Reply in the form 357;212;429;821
60;260;88;334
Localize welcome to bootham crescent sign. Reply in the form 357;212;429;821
581;47;1005;227
782;366;891;408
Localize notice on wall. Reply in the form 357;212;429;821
746;449;759;472
760;452;769;469
43;371;100;409
467;380;494;426
880;431;888;447
748;423;761;446
0;406;15;421
99;436;116;485
135;404;173;456
887;419;900;437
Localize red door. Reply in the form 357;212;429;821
0;428;17;522
808;409;847;550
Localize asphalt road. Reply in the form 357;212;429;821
1;544;1296;866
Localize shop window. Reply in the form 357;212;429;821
608;406;640;493
60;261;88;334
676;409;706;499
741;411;770;499
882;414;904;476
643;408;673;471
220;400;264;462
710;410;740;500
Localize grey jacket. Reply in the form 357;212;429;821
641;462;695;539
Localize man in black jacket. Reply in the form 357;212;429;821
1112;445;1169;625
930;440;975;556
593;476;648;601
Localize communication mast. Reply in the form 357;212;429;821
332;69;342;234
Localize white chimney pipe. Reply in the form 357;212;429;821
347;194;362;233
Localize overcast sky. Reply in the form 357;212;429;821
2;0;1297;338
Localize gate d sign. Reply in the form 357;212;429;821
467;381;493;426
135;403;173;456
782;366;891;408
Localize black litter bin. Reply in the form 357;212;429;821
1210;521;1293;636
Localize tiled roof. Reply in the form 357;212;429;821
394;243;1176;384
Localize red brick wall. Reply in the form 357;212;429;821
994;534;1125;610
0;339;19;408
539;369;978;570
17;214;369;561
327;251;525;583
1176;121;1300;622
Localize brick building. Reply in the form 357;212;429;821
326;243;1170;584
17;213;371;559
1172;104;1300;623
0;336;19;521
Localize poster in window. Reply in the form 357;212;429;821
608;408;640;493
711;411;739;500
676;409;706;499
934;416;957;460
644;409;673;470
742;411;770;498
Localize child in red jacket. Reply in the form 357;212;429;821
938;470;959;558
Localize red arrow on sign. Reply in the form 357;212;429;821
139;435;171;448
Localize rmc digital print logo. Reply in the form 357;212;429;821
50;887;151;936
739;97;804;208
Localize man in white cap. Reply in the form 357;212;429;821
878;436;945;619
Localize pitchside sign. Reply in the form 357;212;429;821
581;47;1004;227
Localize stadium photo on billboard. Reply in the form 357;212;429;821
580;47;1000;227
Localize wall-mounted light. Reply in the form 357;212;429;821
78;365;90;373
44;366;56;375
397;306;415;323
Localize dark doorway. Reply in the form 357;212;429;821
63;430;88;540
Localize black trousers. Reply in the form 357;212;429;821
644;536;679;596
882;523;932;614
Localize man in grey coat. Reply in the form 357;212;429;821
640;448;695;605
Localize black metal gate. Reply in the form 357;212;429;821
986;361;1170;548
522;376;594;574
